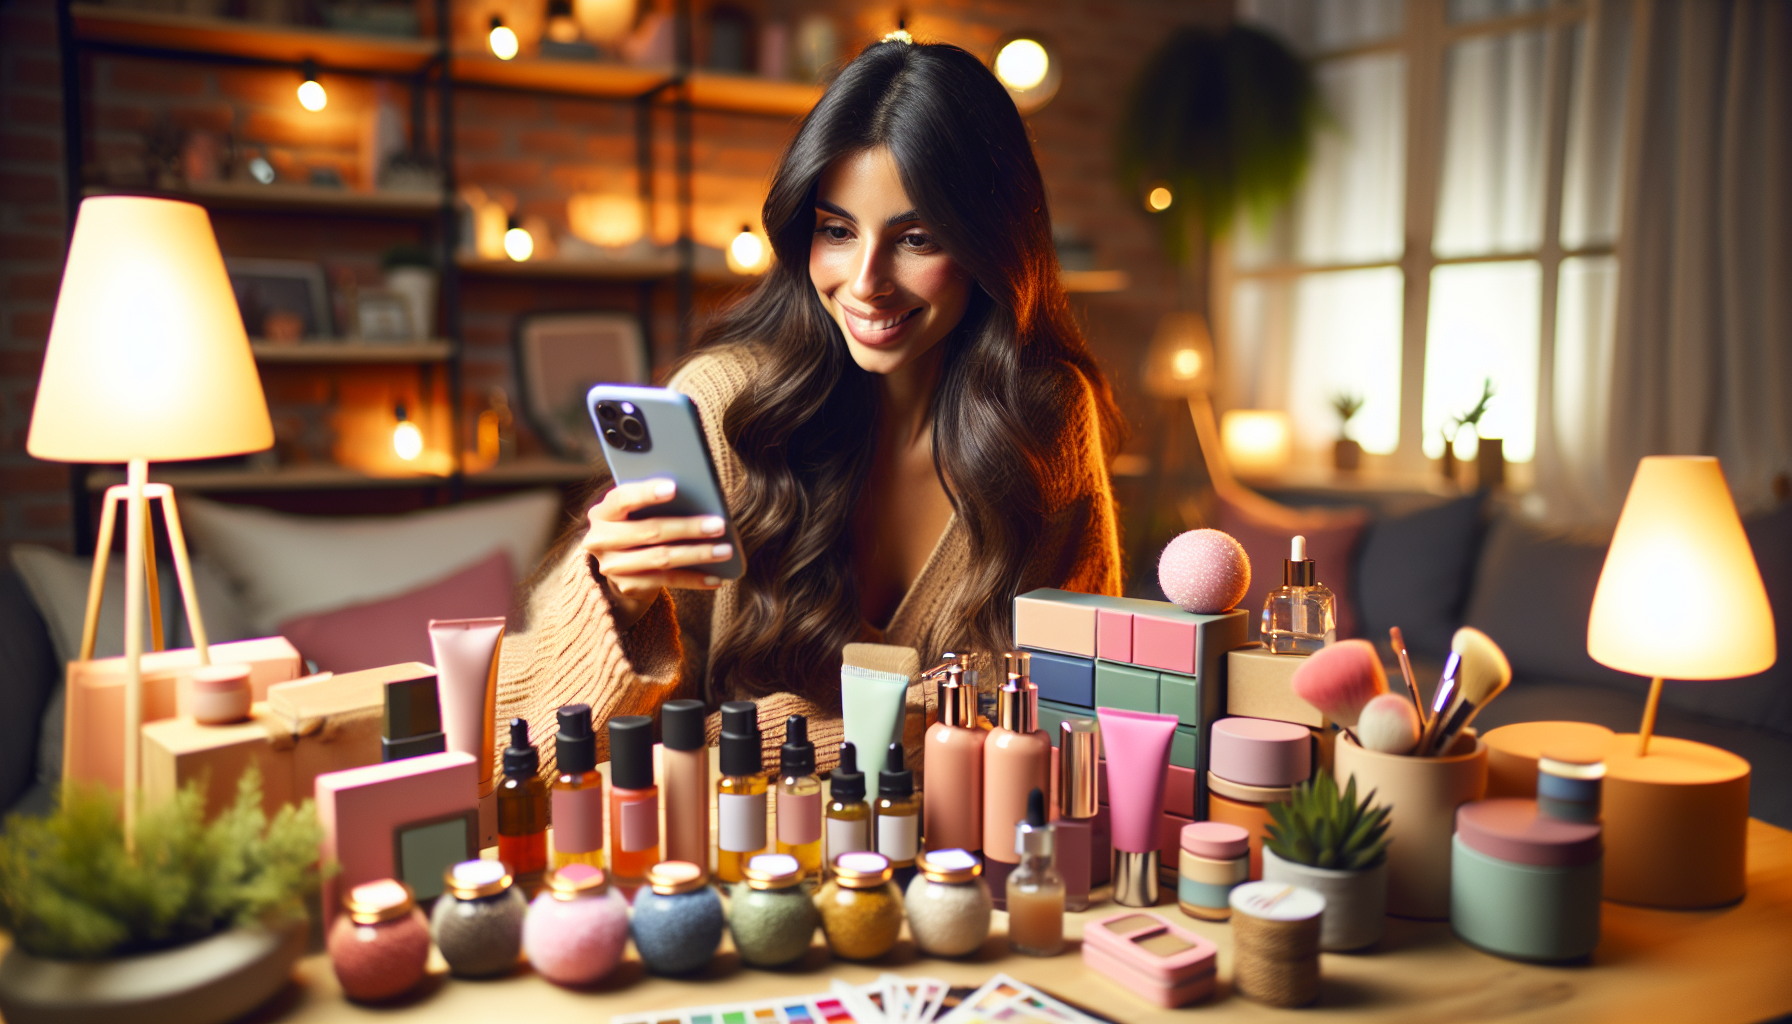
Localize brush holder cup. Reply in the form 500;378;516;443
1332;733;1487;919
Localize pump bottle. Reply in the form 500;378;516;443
716;701;769;884
922;658;985;855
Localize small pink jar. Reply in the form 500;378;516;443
190;663;252;725
522;863;629;986
327;879;431;1002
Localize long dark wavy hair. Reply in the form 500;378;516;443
696;39;1124;700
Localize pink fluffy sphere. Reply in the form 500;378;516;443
1158;529;1252;614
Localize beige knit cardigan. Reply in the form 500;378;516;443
495;343;1122;777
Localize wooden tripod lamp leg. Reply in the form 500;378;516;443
1637;676;1665;757
156;489;209;664
122;459;148;849
143;509;164;653
76;488;123;663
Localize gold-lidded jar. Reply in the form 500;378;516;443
730;853;821;969
328;879;430;1001
904;847;991;957
815;851;903;960
432;859;527;978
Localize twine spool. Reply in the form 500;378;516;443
1229;881;1324;1007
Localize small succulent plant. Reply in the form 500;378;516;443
1331;392;1365;426
1264;768;1391;871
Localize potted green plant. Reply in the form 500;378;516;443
1441;378;1495;484
1262;769;1392;951
1331;393;1364;472
0;769;325;1024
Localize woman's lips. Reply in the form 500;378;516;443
840;303;921;347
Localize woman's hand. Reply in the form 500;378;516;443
581;479;734;631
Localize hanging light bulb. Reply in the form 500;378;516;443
991;34;1060;113
545;0;581;43
488;16;520;60
503;216;534;261
727;223;767;274
296;60;327;112
1146;185;1173;212
392;403;423;461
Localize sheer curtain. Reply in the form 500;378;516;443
1540;0;1792;519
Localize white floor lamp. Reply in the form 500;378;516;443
27;196;273;846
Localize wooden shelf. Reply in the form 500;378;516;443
1062;269;1131;293
451;52;672;98
251;341;453;363
86;456;591;493
686;71;821;116
70;4;439;72
457;255;753;285
85;182;443;217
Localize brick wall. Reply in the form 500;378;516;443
0;0;1228;570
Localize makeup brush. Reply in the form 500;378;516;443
1357;693;1421;755
1415;651;1459;756
1289;639;1388;735
1422;627;1512;756
1389;626;1427;729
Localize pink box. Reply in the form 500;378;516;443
1096;609;1133;663
1165;764;1197;818
316;751;478;926
64;636;302;793
1014;589;1100;657
1133;614;1198;674
1160;811;1194;869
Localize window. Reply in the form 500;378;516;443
1221;0;1630;472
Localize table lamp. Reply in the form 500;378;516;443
1586;455;1775;907
28;196;273;843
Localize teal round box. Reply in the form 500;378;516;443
1451;800;1601;962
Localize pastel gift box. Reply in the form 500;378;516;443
1082;912;1218;1008
1095;661;1158;714
1027;650;1095;706
316;750;479;926
1093;758;1197;818
1226;645;1329;729
64;636;302;792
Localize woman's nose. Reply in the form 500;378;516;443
849;241;893;302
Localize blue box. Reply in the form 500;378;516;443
1024;648;1095;707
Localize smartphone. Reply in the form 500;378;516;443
586;384;745;580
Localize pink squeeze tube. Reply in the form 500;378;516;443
429;617;506;798
1097;707;1177;907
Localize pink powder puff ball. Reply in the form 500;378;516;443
522;885;630;986
1158;529;1252;614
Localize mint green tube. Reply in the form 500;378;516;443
841;665;909;767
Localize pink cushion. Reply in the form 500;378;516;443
279;550;514;673
1215;493;1367;640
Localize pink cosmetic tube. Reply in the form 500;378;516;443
429;617;505;797
1096;707;1177;907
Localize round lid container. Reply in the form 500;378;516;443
1211;717;1312;788
1206;771;1295;806
546;862;609;900
832;851;893;889
916;848;982;884
344;878;415;924
744;854;802;890
1456;799;1602;868
1229;880;1324;922
1181;821;1250;861
443;859;512;900
191;663;251;692
647;860;708;895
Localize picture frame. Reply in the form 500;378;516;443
224;257;332;342
391;807;478;901
353;289;413;342
513;311;649;460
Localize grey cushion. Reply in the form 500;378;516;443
0;569;57;814
1354;493;1485;659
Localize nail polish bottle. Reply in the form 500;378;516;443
716;701;769;884
1054;718;1109;911
875;741;920;890
826;742;871;870
608;715;659;887
982;677;1050;905
923;659;985;856
497;717;549;889
551;704;604;871
1006;787;1064;956
776;715;823;880
661;699;710;868
1262;534;1336;655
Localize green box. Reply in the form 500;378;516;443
1159;672;1200;727
1095;660;1159;714
1036;699;1093;747
1171;726;1200;770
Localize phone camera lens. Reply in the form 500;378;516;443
603;428;624;447
598;404;618;422
620;417;645;441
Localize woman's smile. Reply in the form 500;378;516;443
839;303;922;346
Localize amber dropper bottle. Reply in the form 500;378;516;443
775;715;823;879
607;714;660;887
497;717;548;891
550;703;604;871
1007;787;1065;956
826;741;872;871
875;741;920;889
716;701;769;884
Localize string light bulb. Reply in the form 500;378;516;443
1147;185;1173;212
296;60;327;112
503;216;534;262
727;223;767;274
545;0;580;43
488;16;520;60
392;403;423;461
990;34;1061;114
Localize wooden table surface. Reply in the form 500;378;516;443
243;818;1792;1024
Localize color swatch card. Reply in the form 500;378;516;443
609;976;948;1024
936;975;1106;1024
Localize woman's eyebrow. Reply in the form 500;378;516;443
815;200;855;222
886;209;920;227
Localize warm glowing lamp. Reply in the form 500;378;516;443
1221;410;1293;477
1142;312;1214;399
574;0;634;44
488;16;520;59
545;0;580;43
297;60;327;111
1584;455;1772;908
392;404;424;461
503;217;534;261
991;34;1060;114
28;197;273;842
567;193;645;248
726;224;768;275
1146;185;1173;212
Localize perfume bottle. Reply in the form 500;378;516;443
1261;534;1336;655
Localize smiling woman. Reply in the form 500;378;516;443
497;38;1125;772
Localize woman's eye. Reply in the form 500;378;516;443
900;232;936;251
816;225;852;242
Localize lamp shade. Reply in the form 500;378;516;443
28;196;272;463
1587;456;1775;680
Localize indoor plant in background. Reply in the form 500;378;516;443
1262;769;1391;951
0;770;324;1024
1331;393;1364;472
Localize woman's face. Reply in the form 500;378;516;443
809;147;974;376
